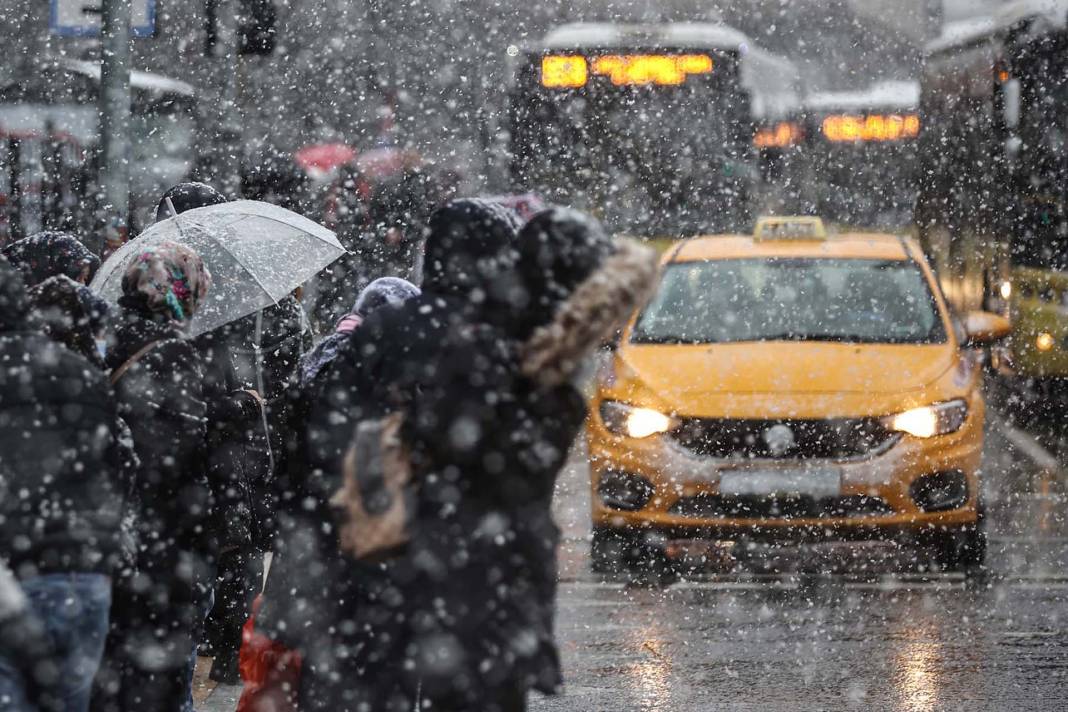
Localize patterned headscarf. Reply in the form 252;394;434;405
1;231;100;287
120;242;212;323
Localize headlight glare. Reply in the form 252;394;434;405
883;399;968;438
599;400;673;438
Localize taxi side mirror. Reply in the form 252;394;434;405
962;310;1012;346
601;329;622;352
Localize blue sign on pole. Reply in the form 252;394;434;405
49;0;157;38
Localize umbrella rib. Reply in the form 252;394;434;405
197;220;282;305
227;212;340;247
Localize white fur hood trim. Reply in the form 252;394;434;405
520;238;660;388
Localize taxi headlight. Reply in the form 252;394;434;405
882;400;968;438
599;401;674;439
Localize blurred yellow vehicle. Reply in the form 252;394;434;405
587;218;1011;573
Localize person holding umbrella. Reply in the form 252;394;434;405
89;199;347;707
152;183;314;684
92;242;222;712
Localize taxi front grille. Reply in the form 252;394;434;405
670;417;898;461
669;494;894;520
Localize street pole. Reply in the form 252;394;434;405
99;0;131;256
207;0;243;197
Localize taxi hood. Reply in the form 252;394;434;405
618;341;957;400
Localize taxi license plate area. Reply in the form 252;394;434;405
719;467;842;499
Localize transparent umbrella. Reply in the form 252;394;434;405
91;200;345;336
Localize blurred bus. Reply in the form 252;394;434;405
798;81;920;228
0;58;197;247
508;23;799;236
919;1;1068;379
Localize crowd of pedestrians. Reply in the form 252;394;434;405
0;181;657;712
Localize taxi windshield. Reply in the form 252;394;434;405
632;257;947;345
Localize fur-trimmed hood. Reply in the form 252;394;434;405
519;238;659;388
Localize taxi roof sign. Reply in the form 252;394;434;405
754;216;827;241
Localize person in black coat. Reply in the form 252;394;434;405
28;274;111;367
352;208;657;712
1;230;100;287
0;256;126;712
280;203;653;712
196;295;309;683
154;181;227;223
257;198;521;710
90;242;221;712
154;181;308;682
299;276;421;386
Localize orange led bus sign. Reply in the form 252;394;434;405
541;55;587;88
754;121;801;148
821;114;920;142
592;54;713;85
541;53;712;88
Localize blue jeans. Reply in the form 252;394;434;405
180;585;215;712
0;573;111;712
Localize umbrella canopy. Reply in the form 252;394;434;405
92;200;344;336
294;142;356;179
355;147;421;180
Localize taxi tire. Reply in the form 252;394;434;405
590;527;640;574
591;528;679;586
930;520;987;573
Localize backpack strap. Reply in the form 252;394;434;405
110;340;166;386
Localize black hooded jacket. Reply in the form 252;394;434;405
1;231;100;287
371;209;655;705
259;199;520;659
0;258;124;578
354;209;655;709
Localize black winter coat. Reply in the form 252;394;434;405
199;295;311;550
106;309;214;572
258;291;475;651
261;198;528;709
94;307;271;710
261;294;580;710
366;316;582;705
0;329;125;578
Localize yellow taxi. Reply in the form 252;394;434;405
587;217;1011;573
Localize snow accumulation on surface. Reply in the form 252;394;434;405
927;0;1068;55
803;81;920;113
925;16;998;54
538;22;750;52
997;0;1068;27
60;59;196;97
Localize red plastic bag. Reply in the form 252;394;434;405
235;595;303;712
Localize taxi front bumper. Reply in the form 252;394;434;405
588;411;983;540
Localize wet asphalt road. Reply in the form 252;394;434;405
199;399;1068;711
531;409;1068;711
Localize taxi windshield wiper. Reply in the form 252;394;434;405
630;333;705;345
754;332;920;344
752;332;860;343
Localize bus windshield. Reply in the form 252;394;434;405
511;43;756;235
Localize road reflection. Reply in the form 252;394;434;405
623;626;672;712
892;623;941;712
